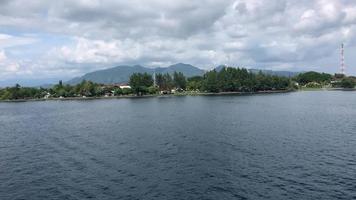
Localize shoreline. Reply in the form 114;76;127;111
0;90;293;103
299;87;356;91
2;89;356;103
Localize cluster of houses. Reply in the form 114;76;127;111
159;88;183;95
44;84;132;99
43;82;187;99
102;84;131;97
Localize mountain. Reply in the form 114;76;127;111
0;78;63;88
66;63;204;85
155;63;205;77
66;63;299;85
66;65;149;85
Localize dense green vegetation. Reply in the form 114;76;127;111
1;67;355;101
0;84;47;100
154;71;187;91
187;76;204;91
201;68;291;92
127;67;292;95
294;71;332;85
294;71;356;89
129;73;154;95
333;77;356;89
0;80;133;100
155;73;174;91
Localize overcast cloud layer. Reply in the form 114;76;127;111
1;0;356;83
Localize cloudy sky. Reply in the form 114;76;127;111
1;0;356;85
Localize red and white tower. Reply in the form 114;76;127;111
340;43;345;75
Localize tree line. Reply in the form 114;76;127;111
0;80;133;100
129;71;187;95
129;67;292;95
294;71;356;88
2;67;355;100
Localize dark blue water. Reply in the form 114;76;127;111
1;91;356;200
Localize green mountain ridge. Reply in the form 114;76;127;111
66;63;204;85
66;63;301;85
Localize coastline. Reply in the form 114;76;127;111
0;90;293;103
2;89;356;103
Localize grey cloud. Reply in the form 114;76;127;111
44;0;231;39
1;0;356;80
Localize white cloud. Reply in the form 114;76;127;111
0;50;20;76
0;33;37;48
55;37;137;64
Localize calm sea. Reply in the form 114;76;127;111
1;91;355;200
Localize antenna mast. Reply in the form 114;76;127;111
153;71;156;87
341;43;345;75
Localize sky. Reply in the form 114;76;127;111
1;0;356;86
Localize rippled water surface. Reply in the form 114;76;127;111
1;91;356;200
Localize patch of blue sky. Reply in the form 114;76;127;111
4;32;74;60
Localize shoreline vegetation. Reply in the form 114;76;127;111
1;67;355;102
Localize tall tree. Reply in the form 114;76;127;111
340;78;355;88
155;73;173;91
129;73;153;95
187;76;203;91
163;73;173;91
173;71;187;89
203;70;219;92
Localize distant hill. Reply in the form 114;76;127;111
249;69;300;77
0;78;61;88
214;65;227;72
66;63;204;85
214;65;299;78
